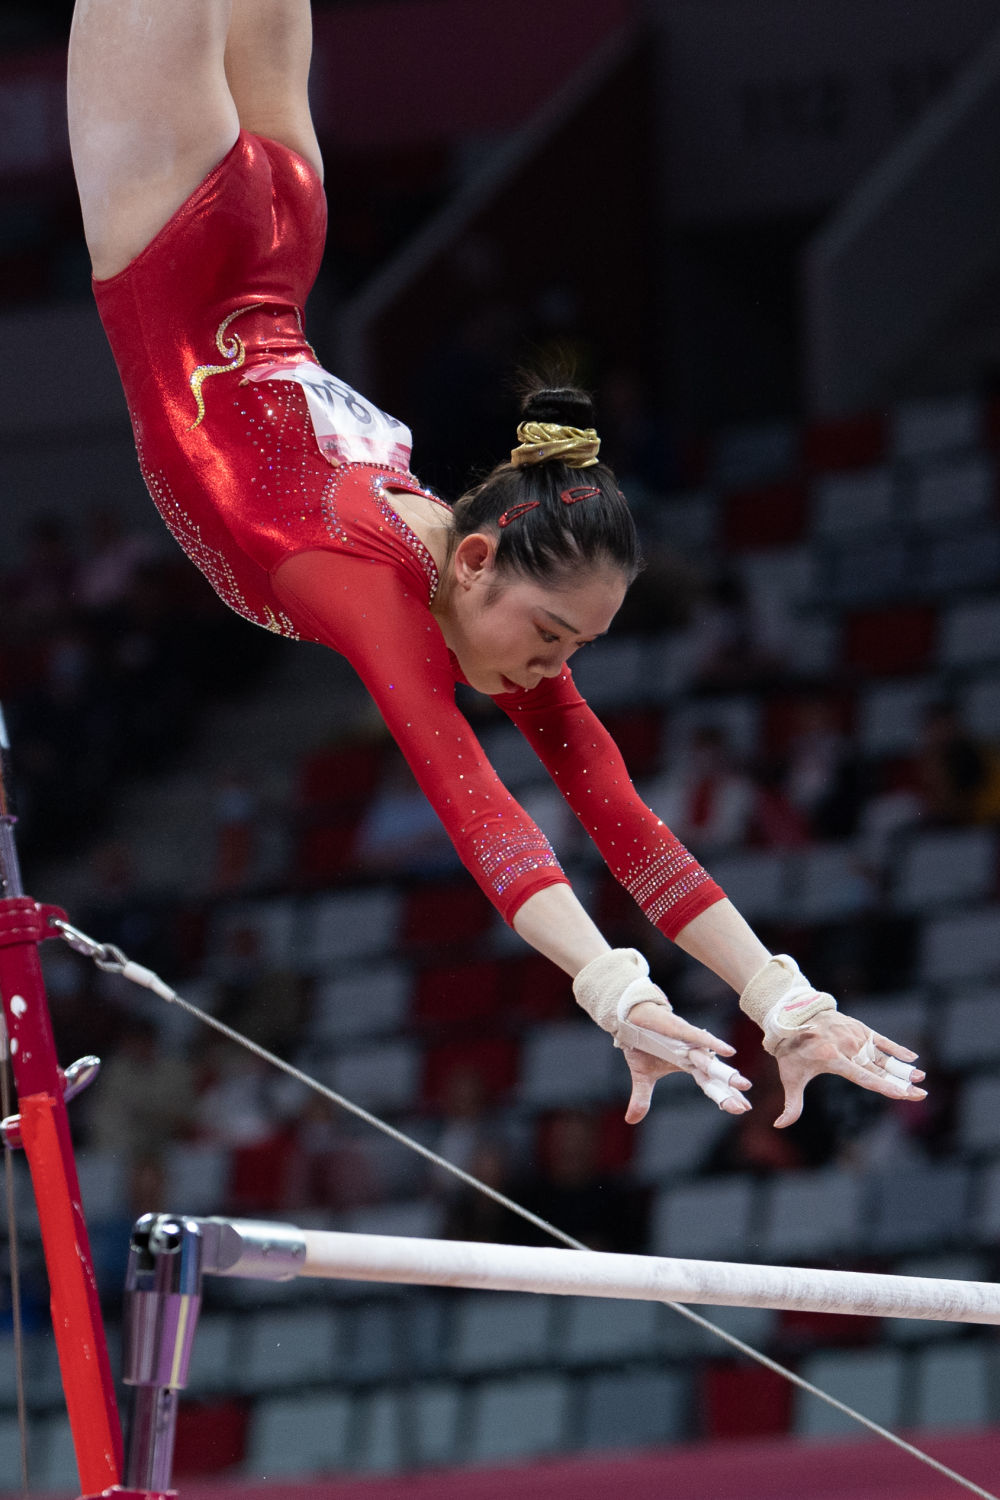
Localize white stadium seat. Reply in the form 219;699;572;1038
651;1176;755;1260
467;1374;569;1463
793;1348;905;1437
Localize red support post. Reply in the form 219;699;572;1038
0;896;123;1493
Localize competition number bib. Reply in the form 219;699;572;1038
243;361;413;471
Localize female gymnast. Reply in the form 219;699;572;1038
67;0;925;1126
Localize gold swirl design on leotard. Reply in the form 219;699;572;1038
188;305;260;430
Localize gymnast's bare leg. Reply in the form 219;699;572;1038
68;0;321;282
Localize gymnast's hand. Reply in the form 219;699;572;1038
618;999;752;1123
572;948;752;1123
739;954;926;1128
767;1010;926;1129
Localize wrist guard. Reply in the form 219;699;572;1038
739;954;837;1055
573;948;672;1042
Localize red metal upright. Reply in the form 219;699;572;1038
0;894;123;1492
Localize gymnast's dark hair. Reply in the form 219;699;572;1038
451;376;642;585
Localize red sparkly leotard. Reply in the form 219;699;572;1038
93;132;725;934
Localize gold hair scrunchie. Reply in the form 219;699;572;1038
510;421;601;469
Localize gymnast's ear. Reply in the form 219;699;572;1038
452;532;496;588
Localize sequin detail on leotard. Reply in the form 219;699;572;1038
372;476;442;602
622;843;713;928
473;822;561;897
137;433;299;638
188;304;261;429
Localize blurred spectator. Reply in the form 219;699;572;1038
506;1109;648;1253
213;924;307;1055
915;701;1000;825
75;503;158;617
441;1141;515;1244
781;697;867;839
3;514;76;642
355;754;460;877
599;363;678;494
86;1020;196;1161
644;725;756;855
211;768;261;893
689;571;784;688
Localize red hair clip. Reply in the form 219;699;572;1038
498;501;541;528
560;485;602;506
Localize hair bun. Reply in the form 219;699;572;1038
521;384;595;431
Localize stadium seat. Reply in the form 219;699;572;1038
477;721;546;786
921;908;1000;983
186;1315;240;1395
400;882;493;951
633;1098;733;1182
341;1199;444;1240
722;479;808;550
920;523;1000;595
894;827;997;911
208;896;299;969
421;1035;519;1108
650;1176;756;1260
558;1296;661;1365
957;1073;1000;1154
330;1037;421;1113
413;958;503;1028
240;1307;340;1391
857;677;938;755
410;1381;464;1467
792;1348;905;1437
939;598;1000;667
864;1163;971;1254
970;1161;1000;1242
785;844;872;923
466;1373;569;1462
940;986;1000;1068
707;850;789;924
802;411;886;472
353;1388;404;1472
74;1149;128;1224
451;1291;553;1373
310;963;411;1042
341;1303;400;1383
244;1391;352;1476
712;419;799;487
843;604;937;675
518;1022;619;1107
760;1168;863;1261
702;1360;792;1439
28;1415;79;1492
165;1142;230;1214
912;1343;993;1430
812;467;893;535
912;454;994;524
964;670;1000;737
579;1368;689;1449
301;888;401;966
891;394;980;459
569;635;646;710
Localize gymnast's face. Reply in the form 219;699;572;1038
439;534;627;696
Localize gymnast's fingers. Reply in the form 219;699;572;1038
851;1030;926;1093
840;1053;928;1102
626;999;735;1057
623;1061;658;1124
871;1029;924;1074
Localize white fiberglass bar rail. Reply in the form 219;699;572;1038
199;1219;1000;1326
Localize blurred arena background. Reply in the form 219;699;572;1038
3;0;1000;1494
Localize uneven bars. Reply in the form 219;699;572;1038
200;1220;1000;1325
